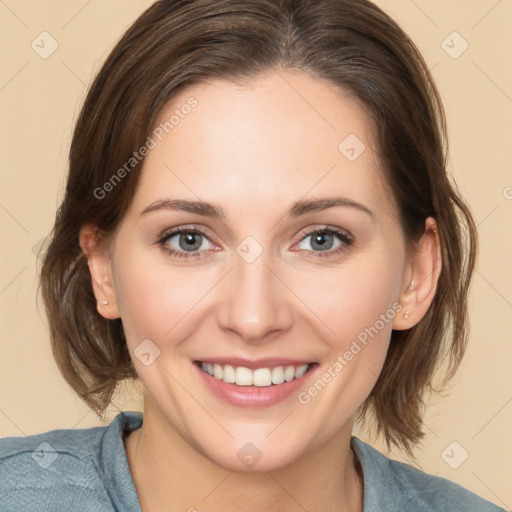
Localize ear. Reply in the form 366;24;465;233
79;224;121;320
393;217;442;330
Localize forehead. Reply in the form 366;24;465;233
129;70;392;219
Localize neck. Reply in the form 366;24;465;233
124;402;363;512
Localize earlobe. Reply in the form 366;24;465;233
393;217;442;331
79;224;121;320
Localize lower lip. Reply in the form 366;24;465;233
194;363;317;407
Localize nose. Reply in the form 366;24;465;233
217;251;293;344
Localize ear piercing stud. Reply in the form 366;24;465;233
100;300;109;305
403;310;410;320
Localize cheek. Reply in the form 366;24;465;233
111;247;212;346
291;258;403;432
291;252;404;346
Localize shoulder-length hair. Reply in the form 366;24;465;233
40;0;476;456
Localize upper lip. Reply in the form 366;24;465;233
195;357;315;370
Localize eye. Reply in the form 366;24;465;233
158;227;217;259
157;225;353;261
295;227;353;257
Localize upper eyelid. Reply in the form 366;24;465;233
297;225;351;239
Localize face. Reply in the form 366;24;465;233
103;70;412;471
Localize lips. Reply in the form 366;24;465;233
194;358;317;407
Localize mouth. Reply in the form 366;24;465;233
197;361;314;387
193;359;318;407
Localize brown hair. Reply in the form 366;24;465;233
40;0;476;456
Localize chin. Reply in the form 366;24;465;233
200;441;303;473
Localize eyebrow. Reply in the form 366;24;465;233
141;196;374;220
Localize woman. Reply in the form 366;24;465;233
0;0;505;510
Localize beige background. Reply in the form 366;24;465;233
1;0;511;509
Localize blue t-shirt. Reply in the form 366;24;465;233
0;411;506;511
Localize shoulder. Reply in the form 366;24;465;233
0;421;106;481
0;411;143;512
351;437;506;512
0;422;107;511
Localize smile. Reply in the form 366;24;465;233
194;358;318;407
199;362;311;387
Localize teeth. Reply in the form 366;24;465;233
295;364;308;378
271;366;285;384
235;367;253;386
213;364;223;379
284;366;295;382
200;362;310;387
253;368;272;387
223;364;236;383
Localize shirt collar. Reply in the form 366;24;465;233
100;411;143;512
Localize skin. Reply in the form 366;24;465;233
80;70;441;512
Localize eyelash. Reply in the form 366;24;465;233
156;225;354;260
